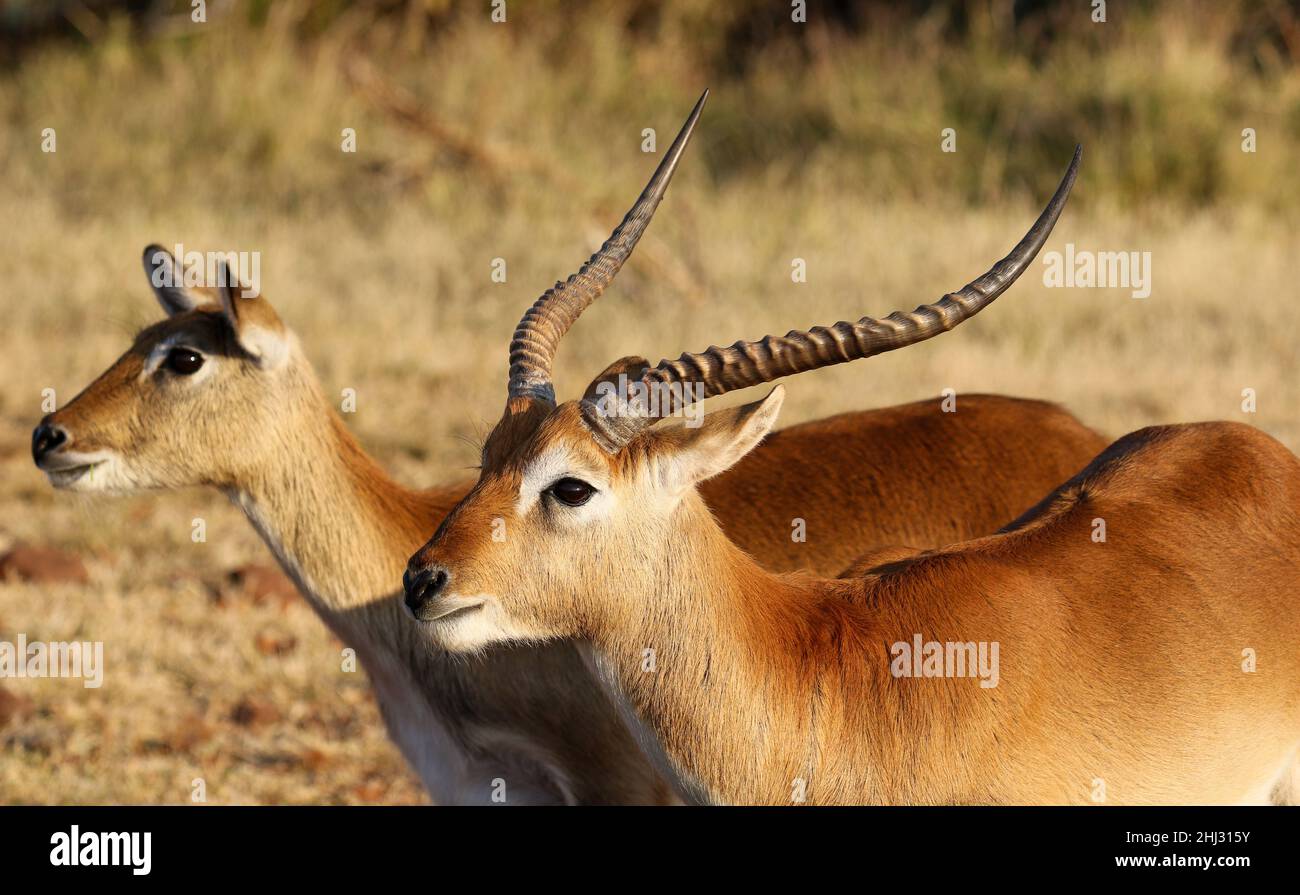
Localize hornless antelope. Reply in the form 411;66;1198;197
405;146;1300;805
33;97;1100;804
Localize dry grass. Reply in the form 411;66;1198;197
1;1;1298;803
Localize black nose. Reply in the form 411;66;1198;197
31;422;68;465
403;564;450;618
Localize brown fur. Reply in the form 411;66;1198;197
413;395;1300;805
705;395;1106;575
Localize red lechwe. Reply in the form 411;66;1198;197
404;145;1300;806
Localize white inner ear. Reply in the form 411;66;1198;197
236;324;291;369
668;387;785;490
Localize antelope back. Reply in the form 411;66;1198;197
701;394;1107;576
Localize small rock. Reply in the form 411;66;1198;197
229;696;281;729
164;713;215;753
254;630;298;657
0;685;34;730
300;747;330;772
351;779;387;803
0;543;88;585
225;563;298;610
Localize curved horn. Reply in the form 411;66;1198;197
583;144;1082;451
507;90;708;405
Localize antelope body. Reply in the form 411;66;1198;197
407;144;1300;805
35;97;1103;803
416;397;1300;804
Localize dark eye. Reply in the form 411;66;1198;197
164;347;204;376
548;477;595;507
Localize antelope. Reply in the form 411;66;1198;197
33;95;1102;804
405;146;1300;805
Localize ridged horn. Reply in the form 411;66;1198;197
582;144;1082;451
506;90;708;405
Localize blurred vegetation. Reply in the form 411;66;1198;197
1;0;1298;219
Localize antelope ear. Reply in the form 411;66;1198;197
658;386;785;490
211;255;289;368
142;245;202;317
582;356;650;402
210;256;242;329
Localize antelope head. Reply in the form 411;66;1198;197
32;246;308;493
404;146;1081;653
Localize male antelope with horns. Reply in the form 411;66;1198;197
36;95;1102;803
407;146;1300;806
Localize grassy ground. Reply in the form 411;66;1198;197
1;1;1298;803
